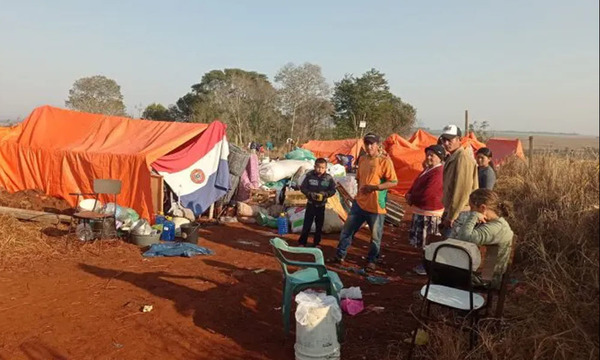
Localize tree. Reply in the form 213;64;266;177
174;69;280;146
142;103;175;121
332;69;416;139
469;120;491;142
274;63;333;141
65;75;127;116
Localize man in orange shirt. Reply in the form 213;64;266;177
330;133;398;271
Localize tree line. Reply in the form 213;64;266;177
65;63;416;146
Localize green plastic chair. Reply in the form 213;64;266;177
269;237;344;340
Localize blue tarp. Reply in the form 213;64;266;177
142;243;214;258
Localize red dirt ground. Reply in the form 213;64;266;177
0;195;425;360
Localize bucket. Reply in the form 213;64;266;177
130;231;161;247
180;222;201;244
295;295;341;360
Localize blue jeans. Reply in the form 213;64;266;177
336;202;385;263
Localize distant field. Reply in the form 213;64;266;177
429;129;599;150
512;135;599;150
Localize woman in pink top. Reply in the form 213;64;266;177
405;145;445;275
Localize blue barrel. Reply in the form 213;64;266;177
277;213;288;236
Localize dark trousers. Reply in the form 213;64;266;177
298;203;325;246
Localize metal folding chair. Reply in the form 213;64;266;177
70;179;122;240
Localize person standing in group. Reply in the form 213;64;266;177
476;147;496;190
330;133;398;271
405;144;446;275
298;158;336;247
439;125;478;237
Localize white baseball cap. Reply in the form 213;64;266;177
441;124;462;139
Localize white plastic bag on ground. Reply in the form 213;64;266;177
259;159;314;183
339;287;362;300
287;207;315;233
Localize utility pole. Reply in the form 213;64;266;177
464;110;469;135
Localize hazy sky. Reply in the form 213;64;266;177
1;0;598;135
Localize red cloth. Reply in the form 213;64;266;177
406;165;444;211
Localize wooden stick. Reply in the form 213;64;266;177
0;206;72;224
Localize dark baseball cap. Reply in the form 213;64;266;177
425;144;446;161
363;133;381;144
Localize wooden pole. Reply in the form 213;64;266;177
0;206;72;224
208;203;215;220
464;110;469;135
528;136;534;167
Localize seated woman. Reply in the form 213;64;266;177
405;144;445;275
454;188;514;289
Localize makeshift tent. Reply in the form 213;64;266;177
301;138;364;164
485;138;525;165
0;106;229;220
409;129;438;148
383;134;425;195
461;132;486;153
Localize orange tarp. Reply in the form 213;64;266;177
461;132;486;153
0;106;208;220
486;138;525;165
301;138;365;164
409;129;438;148
383;134;424;195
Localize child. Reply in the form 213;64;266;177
476;147;496;190
454;189;514;289
298;158;337;247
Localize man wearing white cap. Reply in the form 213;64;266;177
439;124;478;235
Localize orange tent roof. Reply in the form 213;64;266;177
461;132;486;153
486;138;525;165
383;134;424;195
409;129;438;148
0;106;209;219
301;138;365;163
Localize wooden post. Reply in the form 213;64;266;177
528;136;534;167
464;110;469;135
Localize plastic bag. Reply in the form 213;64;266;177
327;164;346;177
287;207;315;233
256;212;278;229
284;147;316;161
322;207;344;234
339;286;362;300
131;219;153;236
340;299;364;316
334;175;358;198
295;290;342;325
76;223;93;242
259;159;314;183
291;164;313;188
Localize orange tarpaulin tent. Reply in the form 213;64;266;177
0;106;209;220
486;138;525;165
461;132;486;153
383;134;425;195
301;138;365;164
409;129;438;148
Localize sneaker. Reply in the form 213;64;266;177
365;262;377;272
413;264;427;276
326;256;344;264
